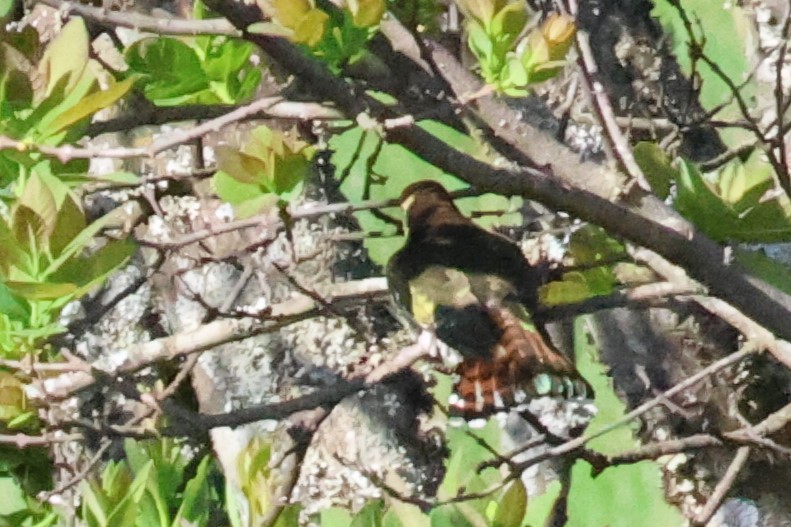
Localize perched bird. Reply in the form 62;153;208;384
387;180;591;420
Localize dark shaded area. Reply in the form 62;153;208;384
575;0;727;162
435;304;503;359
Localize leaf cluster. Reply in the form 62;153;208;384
250;0;386;71
80;438;222;527
459;1;575;95
213;125;315;216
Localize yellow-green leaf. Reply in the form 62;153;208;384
38;18;89;96
492;480;527;527
216;146;267;185
269;0;313;30
48;76;136;135
633;142;676;199
17;172;58;241
348;0;385;27
5;280;77;300
293;9;329;46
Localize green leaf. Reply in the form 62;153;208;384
350;500;385;527
0;477;28;517
716;151;774;209
51;239;135;295
38;18;88;96
500;55;527;89
48;192;86;258
17;171;58;243
125;38;208;106
0;282;27;320
467;21;494;66
321;507;353;527
6;411;35;429
173;456;211;525
43;210;128;277
48;76;136;135
676;160;736;234
735;249;791;296
632;142;675;199
28;68;98;144
270;0;313;29
0;219;26;275
90;171;141;185
652;0;753;113
213;170;263;204
382;503;427;527
293;9;330;47
215;146;267;185
348;0;385;27
568;224;626;264
489;1;526;45
246;22;294;38
429;505;479;527
492;480;527;527
273;504;301;527
4;281;76;300
541;279;597;306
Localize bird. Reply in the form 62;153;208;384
386;180;592;420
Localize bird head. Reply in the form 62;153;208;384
399;181;466;235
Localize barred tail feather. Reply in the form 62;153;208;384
449;306;592;420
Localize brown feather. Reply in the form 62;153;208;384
389;181;592;421
450;305;592;420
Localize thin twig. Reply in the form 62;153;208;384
40;0;239;36
693;446;750;525
570;0;651;191
513;346;754;472
32;278;389;400
39;440;113;501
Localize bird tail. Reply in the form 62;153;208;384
448;305;592;420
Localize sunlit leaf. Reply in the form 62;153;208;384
125;38;208;105
38;18;89;96
489;1;526;44
321;507;353;527
269;0;313;29
4;281;77;300
350;499;385;527
293;9;330;47
348;0;386;27
652;0;755;139
492;480;527;527
17;172;58;242
48;76;136;135
48;192;86;258
216;146;267;185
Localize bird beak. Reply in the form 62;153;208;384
401;194;416;211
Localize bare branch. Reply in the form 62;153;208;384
513;346;755;472
570;0;651;191
693;446;751;526
40;0;239;36
88;101;344;137
32;278;389;400
1;96;330;163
